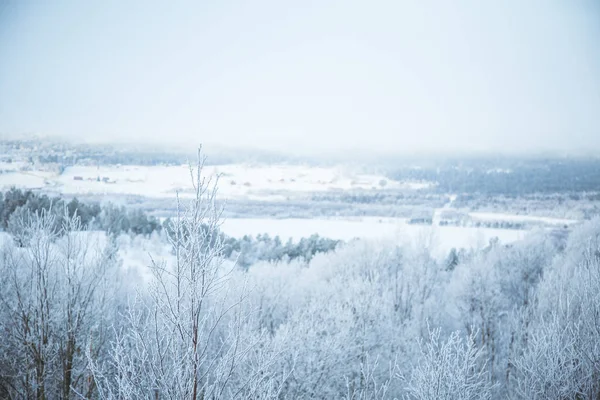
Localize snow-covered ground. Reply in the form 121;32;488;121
0;164;433;199
220;217;526;257
0;161;30;172
0;170;55;189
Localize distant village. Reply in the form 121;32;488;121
72;175;116;184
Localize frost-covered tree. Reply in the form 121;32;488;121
0;206;118;399
511;218;600;399
445;232;556;394
402;328;494;400
89;149;275;399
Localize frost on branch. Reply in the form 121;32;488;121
402;328;494;400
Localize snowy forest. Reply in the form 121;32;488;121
1;156;599;400
3;0;600;396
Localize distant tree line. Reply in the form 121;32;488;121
162;216;340;267
311;191;445;207
388;158;600;194
223;233;340;267
438;219;527;229
4;138;311;167
0;188;162;239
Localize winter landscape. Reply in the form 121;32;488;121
2;1;600;399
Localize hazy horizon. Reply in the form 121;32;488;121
1;1;599;156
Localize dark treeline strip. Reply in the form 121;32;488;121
387;158;600;194
0;188;161;237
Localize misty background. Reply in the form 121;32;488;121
1;0;599;155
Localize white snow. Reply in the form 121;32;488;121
0;161;29;172
0;171;54;189
220;217;526;257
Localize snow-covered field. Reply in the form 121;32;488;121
0;170;55;189
221;217;526;257
0;164;433;199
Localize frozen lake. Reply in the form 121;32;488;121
220;217;527;255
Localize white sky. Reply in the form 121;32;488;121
1;0;599;155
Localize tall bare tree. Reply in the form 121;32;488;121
89;148;268;399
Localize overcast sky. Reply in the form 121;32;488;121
1;0;599;155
